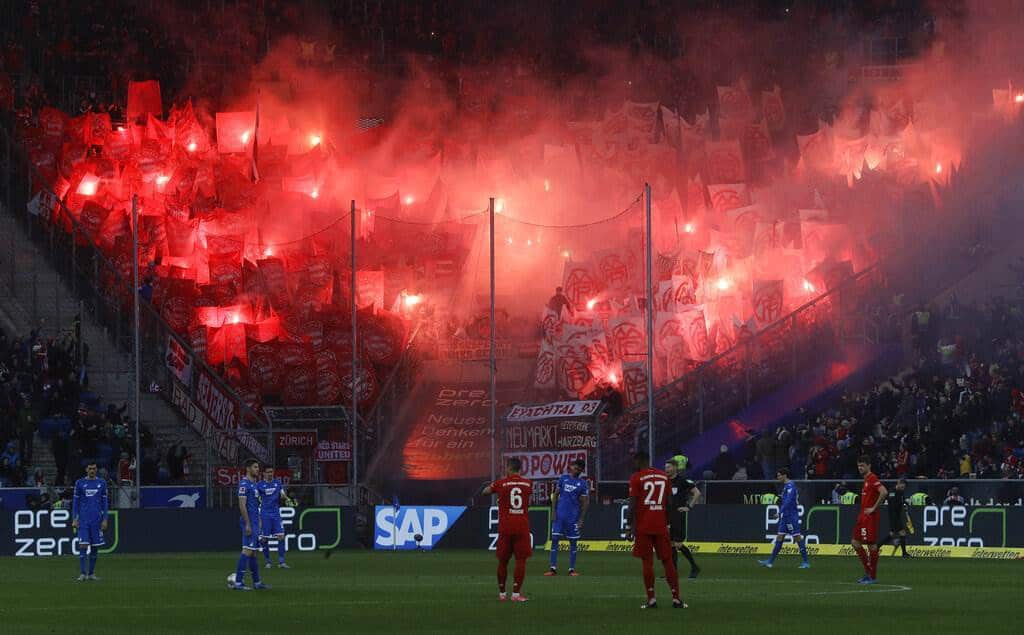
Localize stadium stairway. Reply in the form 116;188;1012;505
0;204;209;486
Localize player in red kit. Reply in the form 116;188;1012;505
627;451;685;610
480;457;533;602
851;455;888;584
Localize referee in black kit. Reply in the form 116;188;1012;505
879;478;913;557
665;458;702;579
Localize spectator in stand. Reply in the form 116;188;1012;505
713;445;737;480
943;487;965;506
0;440;23;486
547;286;574;317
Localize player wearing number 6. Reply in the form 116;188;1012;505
627;451;684;610
480;457;534;602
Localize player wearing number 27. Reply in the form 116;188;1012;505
627;451;684;610
481;457;533;602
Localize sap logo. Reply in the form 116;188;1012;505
169;493;201;508
374;506;466;550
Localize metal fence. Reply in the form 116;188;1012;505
596;264;889;480
0;112;419;505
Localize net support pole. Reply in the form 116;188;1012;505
644;183;655;461
350;200;359;502
489;197;497;484
131;195;142;506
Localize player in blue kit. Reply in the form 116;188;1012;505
259;466;293;568
72;461;108;581
229;459;270;590
545;459;590;576
759;467;810;569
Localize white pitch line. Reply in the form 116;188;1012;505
802;584;912;596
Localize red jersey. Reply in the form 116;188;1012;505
860;472;883;514
491;475;533;534
628;467;671;535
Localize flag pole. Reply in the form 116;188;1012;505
489;197;497;484
350;199;359;502
131;194;142;506
644;183;655;461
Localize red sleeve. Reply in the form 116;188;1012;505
628;473;640;497
490;478;503;493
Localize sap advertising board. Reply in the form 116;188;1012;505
374;506;467;550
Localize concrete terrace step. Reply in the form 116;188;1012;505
1;202;213;486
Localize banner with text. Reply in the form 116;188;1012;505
505;400;600;422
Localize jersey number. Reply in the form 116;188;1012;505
643;480;665;506
509;487;523;510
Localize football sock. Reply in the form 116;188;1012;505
797;539;808;563
869;549;879;579
497;559;509;593
642;557;656;601
88;551;98;575
248;555;262;584
671;547;679;571
662;557;681;600
277;541;286;564
79;549;88;575
768;538;783;563
235;553;248;584
899;536;908;556
679;544;698;571
513;558;526;593
568;539;578;570
263;543;272;563
549;537;560;568
853;544;870;576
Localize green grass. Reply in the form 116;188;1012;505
0;551;1021;634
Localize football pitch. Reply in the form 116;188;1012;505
1;551;1020;634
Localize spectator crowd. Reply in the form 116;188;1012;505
706;295;1024;482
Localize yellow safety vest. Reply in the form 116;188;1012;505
840;491;858;505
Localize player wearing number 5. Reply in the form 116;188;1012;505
627;451;684;610
480;457;534;602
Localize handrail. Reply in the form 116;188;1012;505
626;261;880;417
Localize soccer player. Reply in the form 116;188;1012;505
852;456;888;584
664;459;701;579
259;466;292;568
71;461;108;581
627;451;684;610
758;467;810;569
545;458;589;576
879;478;912;558
480;457;533;602
230;458;270;590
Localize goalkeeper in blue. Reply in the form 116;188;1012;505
759;467;810;569
72;461;109;581
259;465;294;568
545;459;590;576
229;458;270;590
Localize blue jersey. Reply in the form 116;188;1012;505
554;474;589;521
72;477;109;524
237;477;261;527
780;481;799;518
258;479;284;518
